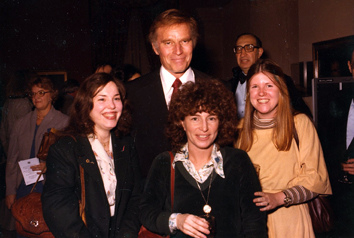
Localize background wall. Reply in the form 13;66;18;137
1;0;353;90
298;0;354;62
0;1;93;82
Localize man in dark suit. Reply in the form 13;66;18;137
125;9;210;178
332;48;354;238
225;33;312;119
342;49;354;176
225;33;264;119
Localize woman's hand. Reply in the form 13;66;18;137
30;162;47;174
342;158;354;175
5;194;16;210
253;191;286;211
176;214;210;238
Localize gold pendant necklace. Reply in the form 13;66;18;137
195;170;214;214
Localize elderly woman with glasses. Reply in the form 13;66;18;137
5;76;69;217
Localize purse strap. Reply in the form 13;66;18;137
293;125;299;149
169;151;175;211
30;170;45;193
79;164;87;226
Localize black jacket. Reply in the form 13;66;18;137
125;68;211;178
42;134;141;238
140;147;268;237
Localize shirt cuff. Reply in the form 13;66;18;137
169;213;180;233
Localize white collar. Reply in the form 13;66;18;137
160;66;195;94
173;143;225;183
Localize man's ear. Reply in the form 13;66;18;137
151;43;160;55
258;47;264;59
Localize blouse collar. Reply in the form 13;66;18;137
173;143;225;183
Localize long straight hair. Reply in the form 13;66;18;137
237;59;294;152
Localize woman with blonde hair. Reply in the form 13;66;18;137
236;59;332;237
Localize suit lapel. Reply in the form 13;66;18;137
76;136;106;194
138;70;169;123
111;135;128;198
147;70;169;115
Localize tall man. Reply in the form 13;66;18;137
342;49;354;175
125;9;210;178
225;33;312;119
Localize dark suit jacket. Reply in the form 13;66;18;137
42;134;141;238
224;67;313;118
125;68;211;178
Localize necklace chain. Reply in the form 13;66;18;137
195;169;213;213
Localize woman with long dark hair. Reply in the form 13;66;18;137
42;73;140;237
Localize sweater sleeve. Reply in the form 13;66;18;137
283;185;318;205
289;114;332;195
231;148;268;237
139;152;172;235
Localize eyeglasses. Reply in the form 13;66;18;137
28;90;51;98
233;44;260;54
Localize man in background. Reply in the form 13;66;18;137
125;9;210;179
225;33;312;119
342;49;354;175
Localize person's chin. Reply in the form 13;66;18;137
172;63;189;72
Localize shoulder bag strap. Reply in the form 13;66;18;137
168;151;175;210
293;124;299;150
30;170;45;193
79;165;87;226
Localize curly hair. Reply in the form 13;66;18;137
64;73;131;138
166;79;238;152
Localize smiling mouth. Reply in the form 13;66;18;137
241;59;250;63
103;113;117;120
172;59;186;64
258;99;269;103
197;134;210;139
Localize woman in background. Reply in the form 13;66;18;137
5;76;69;237
236;59;332;237
0;70;33;232
42;73;141;238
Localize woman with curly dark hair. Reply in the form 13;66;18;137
42;73;141;238
140;80;267;238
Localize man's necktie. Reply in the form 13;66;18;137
172;78;182;98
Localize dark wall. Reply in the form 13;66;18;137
0;0;235;101
1;0;93;84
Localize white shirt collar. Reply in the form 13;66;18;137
87;134;116;216
160;66;195;106
173;143;225;183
